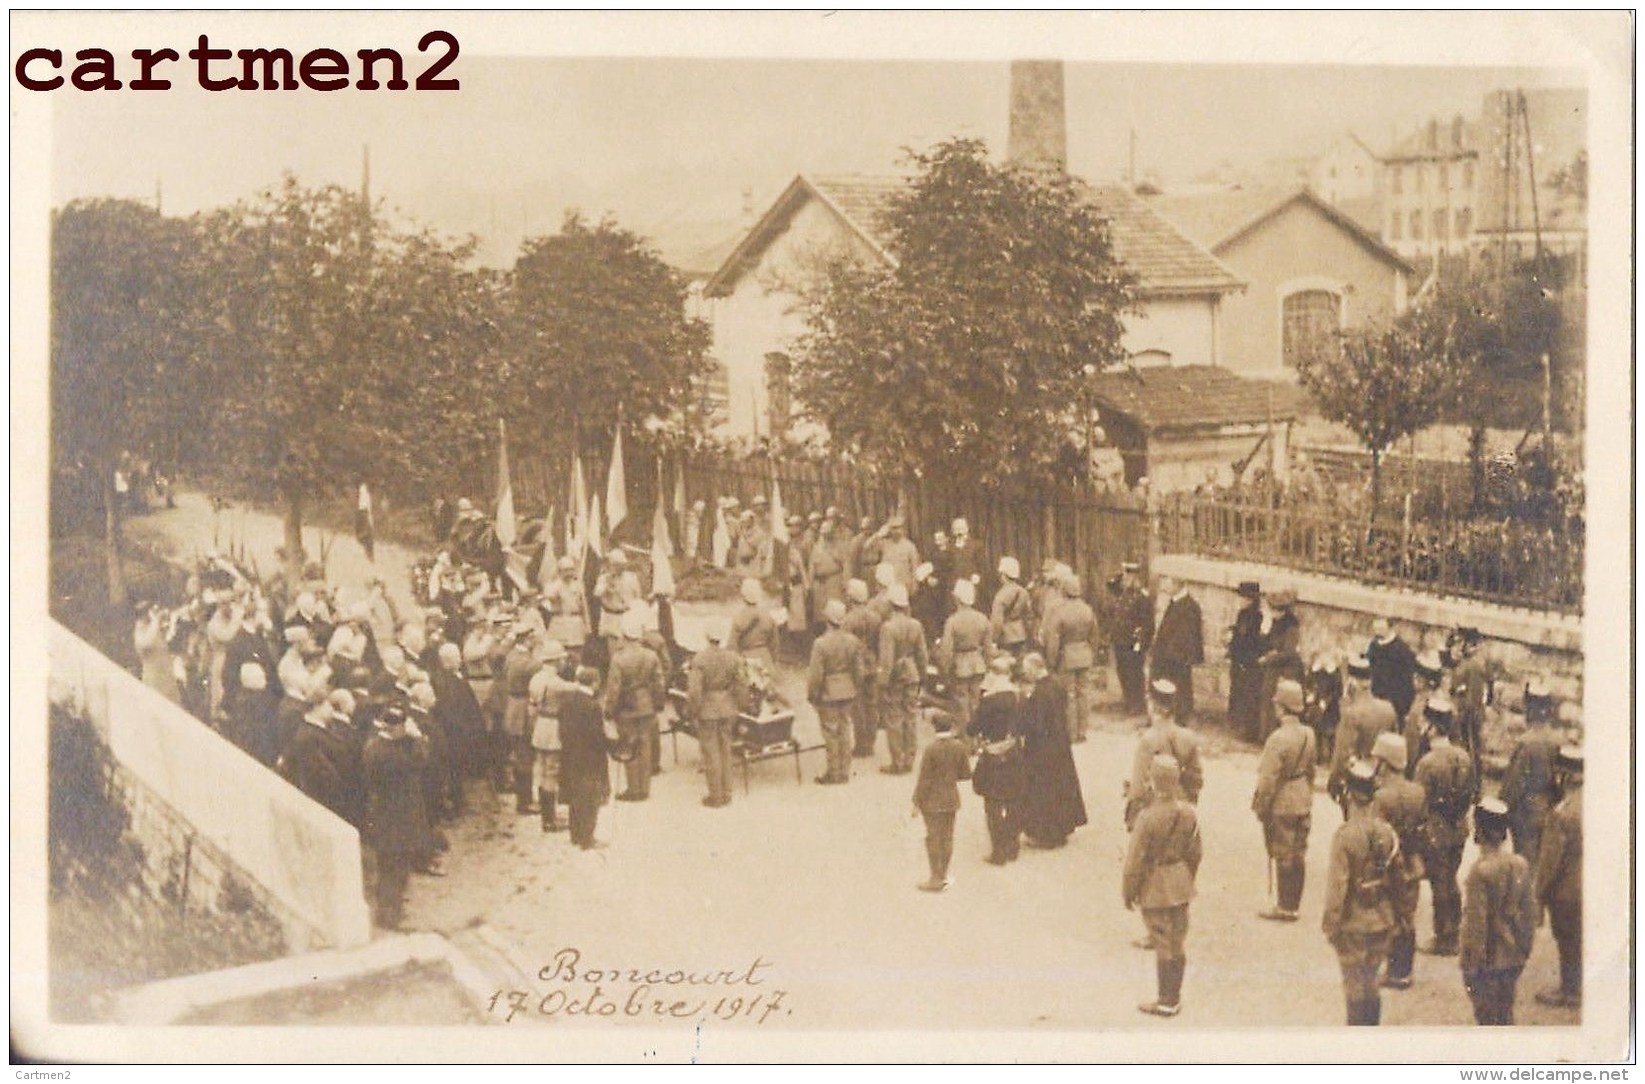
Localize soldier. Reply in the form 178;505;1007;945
1126;680;1204;832
594;549;642;653
939;579;992;732
1042;572;1099;744
1500;680;1563;867
728;577;778;669
808;600;863;785
499;624;541;814
1124;755;1202;1018
1366;618;1417;725
841;578;882;758
1111;563;1153;717
878;516;920;592
603;611;665;802
1328;656;1399;816
784;513;811;646
1448;628;1490;783
852;515;882;582
989;556;1033;659
687;620;741;808
1413;697;1475;957
542;556;589;660
1323;760;1401;1026
1534;745;1583;1010
1253;679;1316;923
808;512;849;635
968;656;1025;865
1226;581;1266;741
1370;732;1426;990
877;584;928;776
1460;797;1538;1025
911;710;972;892
526;640;571;832
1149;575;1204;724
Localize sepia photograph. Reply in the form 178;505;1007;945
10;9;1633;1065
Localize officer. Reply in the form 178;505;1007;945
1448;628;1490;781
1111;562;1153;717
1534;744;1583;1009
841;578;882;758
1412;697;1475;957
603;611;665;802
939;579;992;732
594;549;642;652
877;584;928;775
1126;679;1203;832
1123;755;1202;1018
686;619;740;808
989;556;1033;659
728;577;778;669
807;600;863;785
1328;656;1399;816
1460;797;1537;1025
1253;679;1316;922
1042;571;1099;744
1370;732;1426;990
499;624;542;815
1322;759;1401;1026
1500;680;1563;868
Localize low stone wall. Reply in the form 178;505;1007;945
1151;554;1584;723
48;623;372;951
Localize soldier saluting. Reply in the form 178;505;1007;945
1322;759;1402;1026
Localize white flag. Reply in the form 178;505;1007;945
606;425;628;532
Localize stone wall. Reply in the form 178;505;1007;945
1151;554;1584;725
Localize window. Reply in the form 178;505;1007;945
1455;208;1472;236
1282;290;1342;370
1410;211;1424;240
764;351;792;436
1389;214;1403;241
1433;209;1448;240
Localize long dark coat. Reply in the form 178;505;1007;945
1227;600;1266;737
558;687;612;798
968;688;1025;801
362;732;434;856
1017;679;1088;841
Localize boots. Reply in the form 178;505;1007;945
1139;958;1182;1017
1347;996;1383;1026
539;789;559;833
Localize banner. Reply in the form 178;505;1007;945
495;418;518;547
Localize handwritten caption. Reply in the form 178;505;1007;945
486;947;791;1025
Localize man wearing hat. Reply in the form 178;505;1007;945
1370;732;1426;990
969;655;1026;865
808;600;864;785
911;562;947;648
688;620;742;807
850;515;881;583
1534;745;1583;1009
785;513;812;645
559;666;613;849
1328;657;1399;816
911;709;971;892
1448;629;1490;783
878;516;920;593
1042;572;1099;744
594;549;642;653
1126;680;1203;832
499;623;542;814
808;513;849;637
1150;576;1204;726
948;517;984;599
527;640;572;832
1253;678;1316;922
1500;680;1562;868
989;557;1032;659
1124;753;1202;1017
361;705;434;930
283;689;355;823
729;577;778;669
1256;587;1303;742
932;584;986;728
1366;619;1417;725
1457;797;1538;1024
1322;759;1401;1025
841;579;883;758
1111;563;1154;718
1226;581;1266;740
603;611;666;801
877;583;928;775
1412;697;1475;957
543;556;589;658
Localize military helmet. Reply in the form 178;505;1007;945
1343;759;1379;801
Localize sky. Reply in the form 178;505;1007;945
49;54;1583;268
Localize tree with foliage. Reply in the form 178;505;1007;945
504;212;713;472
1294;318;1470;514
792;138;1138;492
52;199;212;602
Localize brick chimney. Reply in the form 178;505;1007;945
1007;59;1067;172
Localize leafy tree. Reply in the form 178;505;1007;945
791;138;1138;492
503;212;713;473
1294;318;1470;514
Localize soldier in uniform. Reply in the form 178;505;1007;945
968;656;1025;865
687;620;741;808
1370;732;1426;990
1041;572;1098;744
939;580;992;733
603;611;665;801
1500;680;1563;868
542;556;589;660
526;640;571;832
1534;745;1583;1010
808;600;863;785
1253;679;1316;922
499;624;541;814
1124;755;1203;1018
1111;563;1153;718
1149;575;1204;724
841;579;882;758
1322;760;1401;1025
1448;628;1491;785
808;513;849;636
728;577;778;669
877;584;928;775
1413;697;1475;957
1226;581;1266;740
1460;797;1538;1025
594;549;642;654
1126;680;1204;832
1328;656;1400;817
989;556;1033;659
878;516;920;591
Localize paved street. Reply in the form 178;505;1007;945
129;493;1571;1032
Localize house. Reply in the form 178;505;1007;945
1307;133;1383;234
1379;114;1481;263
1148;186;1414;377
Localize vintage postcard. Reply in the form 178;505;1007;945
10;9;1633;1065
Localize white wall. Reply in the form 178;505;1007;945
1120;295;1219;368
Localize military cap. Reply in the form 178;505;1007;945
1343;759;1379;800
751;494;769;508
951;517;970;535
1346;654;1373;680
1371;731;1408;772
885;514;904;528
1523;679;1555;715
998;556;1021;580
540;639;568;663
1555;744;1584;773
952;580;976;606
822;599;847;626
1236;580;1262;600
1148;678;1178;706
887;584;910;609
806;511;822;525
845;578;869;604
1473;796;1511;835
824;506;840;520
874;563;898;589
787;514;803;528
1273;678;1306;716
456;498;474;513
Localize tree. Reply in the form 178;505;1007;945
792;138;1137;492
503;212;713;474
51;199;211;602
1294;318;1469;514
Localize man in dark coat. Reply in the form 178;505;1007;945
1257;587;1303;742
1365;619;1417;724
361;706;433;930
1015;652;1088;848
1149;575;1204;724
968;656;1025;865
1534;745;1583;1010
282;691;356;823
1111;563;1153;717
1226;581;1265;740
559;667;613;850
911;710;971;892
430;642;486;805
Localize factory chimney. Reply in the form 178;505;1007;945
1007;59;1067;173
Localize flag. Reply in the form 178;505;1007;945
651;507;676;599
495;418;518;547
652;461;675;559
770;475;789;545
568;450;588;559
588;494;605;558
606;424;628;532
711;500;730;568
534;508;558;591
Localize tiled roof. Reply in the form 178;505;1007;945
1078;183;1244;296
1384;117;1480;161
1090;365;1306;434
1148;186;1413;275
808;174;913;252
